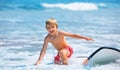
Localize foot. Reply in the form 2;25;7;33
82;59;88;65
54;60;62;65
63;60;68;65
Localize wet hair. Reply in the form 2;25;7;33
46;18;58;28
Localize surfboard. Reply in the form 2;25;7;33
86;47;120;65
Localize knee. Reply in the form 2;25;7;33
59;49;66;55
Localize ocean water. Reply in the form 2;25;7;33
0;0;120;70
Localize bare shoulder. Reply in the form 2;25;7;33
59;30;69;34
44;34;51;42
59;30;72;36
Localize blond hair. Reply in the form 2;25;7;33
46;18;58;28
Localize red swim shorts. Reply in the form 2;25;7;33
54;46;73;62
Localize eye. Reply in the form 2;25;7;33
46;27;50;30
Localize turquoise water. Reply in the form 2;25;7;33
0;1;120;70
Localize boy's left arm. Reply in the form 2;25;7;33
84;37;94;41
61;31;94;41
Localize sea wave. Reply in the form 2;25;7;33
42;2;99;11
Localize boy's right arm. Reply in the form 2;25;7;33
34;36;49;65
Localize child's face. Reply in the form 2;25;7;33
46;24;57;35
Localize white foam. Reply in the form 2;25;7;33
91;63;120;70
42;2;98;11
99;3;107;7
0;17;23;23
0;42;6;45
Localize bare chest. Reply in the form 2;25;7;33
50;35;63;44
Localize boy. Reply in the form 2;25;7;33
34;18;93;65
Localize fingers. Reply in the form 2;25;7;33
34;61;40;65
86;38;94;41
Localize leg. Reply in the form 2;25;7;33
59;49;70;65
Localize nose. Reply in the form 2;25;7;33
48;27;54;32
49;28;53;31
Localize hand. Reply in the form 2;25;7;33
85;37;94;41
34;61;40;65
34;62;39;65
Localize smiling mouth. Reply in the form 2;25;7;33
50;31;54;33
